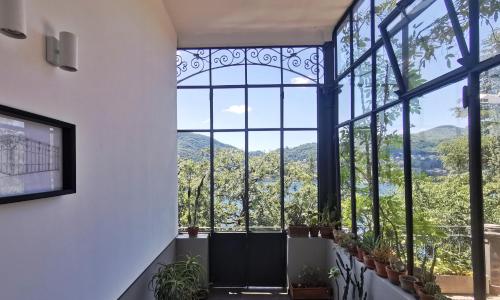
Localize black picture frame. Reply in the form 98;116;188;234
0;104;76;205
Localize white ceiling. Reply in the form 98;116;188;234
162;0;352;48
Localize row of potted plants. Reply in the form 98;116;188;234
335;231;450;300
287;202;338;238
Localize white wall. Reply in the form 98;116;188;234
0;0;178;299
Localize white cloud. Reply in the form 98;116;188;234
290;77;313;84
223;105;252;114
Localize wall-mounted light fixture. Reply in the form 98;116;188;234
46;31;78;72
0;0;27;39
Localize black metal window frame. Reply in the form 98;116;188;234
176;46;324;233
332;0;500;298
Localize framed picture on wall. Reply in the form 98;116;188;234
0;104;75;205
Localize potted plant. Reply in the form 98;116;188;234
416;281;442;300
290;266;331;299
357;232;375;263
307;211;319;238
319;201;336;239
372;238;392;278
386;258;406;285
287;201;309;237
186;173;206;238
399;274;418;294
414;244;438;293
150;255;207;300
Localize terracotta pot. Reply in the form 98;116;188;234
356;246;365;262
399;275;417;294
288;225;310;237
374;260;388;278
290;285;331;299
416;288;436;300
385;265;405;285
319;226;333;239
187;226;199;238
309;225;319;237
348;245;358;257
413;281;424;295
363;254;376;269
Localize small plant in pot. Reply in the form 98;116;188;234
372;238;392;278
417;281;442;300
357;231;375;263
307;211;320;238
150;255;207;300
386;258;406;285
287;201;309;237
319;201;336;239
290;266;331;299
185;173;206;238
399;274;418;294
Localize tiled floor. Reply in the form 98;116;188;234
208;289;289;299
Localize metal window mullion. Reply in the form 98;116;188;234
370;0;381;240
401;22;414;274
468;0;486;297
209;50;215;233
443;0;470;61
280;47;285;231
244;48;250;233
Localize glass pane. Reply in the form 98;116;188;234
480;67;500;300
377;105;406;262
284;131;318;225
211;48;245;85
177;89;210;130
214;132;245;232
248;88;280;129
283;47;321;85
213;89;245;129
249;131;281;231
337;18;351;75
339;126;352;232
177;49;210;86
247;48;281;84
409;0;463;89
376;46;399;107
387;0;464;90
339;74;352;124
410;80;473;296
375;0;398;40
354;117;373;236
177;132;210;231
480;0;500;61
284;87;317;128
352;0;371;61
354;59;372;117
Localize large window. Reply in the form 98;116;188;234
334;0;500;297
177;47;322;232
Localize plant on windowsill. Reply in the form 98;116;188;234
414;245;438;294
319;199;336;239
307;210;320;238
287;201;309;237
357;231;375;263
385;257;406;285
150;255;208;300
290;266;331;300
186;172;207;238
371;238;393;278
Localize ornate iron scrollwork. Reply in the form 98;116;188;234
177;47;324;84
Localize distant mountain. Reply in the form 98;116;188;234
284;143;317;161
177;133;234;161
411;125;466;153
178;133;317;162
178;126;466;175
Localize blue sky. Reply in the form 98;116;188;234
176;0;500;152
